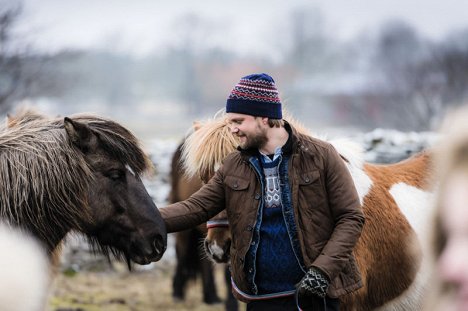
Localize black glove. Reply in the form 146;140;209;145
296;267;330;299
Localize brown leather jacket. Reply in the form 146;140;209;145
160;123;365;300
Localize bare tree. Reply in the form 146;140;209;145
368;21;468;130
434;30;468;107
0;3;70;115
369;20;442;130
288;7;333;73
0;4;27;113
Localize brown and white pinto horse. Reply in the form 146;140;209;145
181;115;435;311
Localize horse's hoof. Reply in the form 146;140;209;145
204;296;222;305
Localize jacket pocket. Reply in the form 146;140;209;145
224;175;251;246
328;255;362;297
298;170;325;204
298;170;320;186
225;175;250;191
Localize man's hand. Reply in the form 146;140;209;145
296;267;330;298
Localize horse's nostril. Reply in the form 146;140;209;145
153;234;165;255
224;240;231;252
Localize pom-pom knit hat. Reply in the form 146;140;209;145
226;73;282;119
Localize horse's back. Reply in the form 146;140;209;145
364;151;433;190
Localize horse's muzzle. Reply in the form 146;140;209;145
204;239;231;263
132;234;166;264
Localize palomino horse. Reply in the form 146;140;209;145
0;110;167;266
170;140;239;310
181;115;435;311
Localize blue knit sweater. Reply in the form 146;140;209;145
255;154;304;294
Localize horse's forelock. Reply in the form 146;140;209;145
69;115;153;176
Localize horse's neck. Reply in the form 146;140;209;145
27;224;69;256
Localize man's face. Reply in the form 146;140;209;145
226;113;268;150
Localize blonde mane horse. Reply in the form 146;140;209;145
181;113;434;311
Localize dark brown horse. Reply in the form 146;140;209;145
0;111;167;266
169;139;238;310
169;141;219;303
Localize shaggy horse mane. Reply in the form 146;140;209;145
182;115;238;182
69;114;153;175
0;112;152;252
5;106;50;128
182;111;364;182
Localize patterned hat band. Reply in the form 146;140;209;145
226;73;282;119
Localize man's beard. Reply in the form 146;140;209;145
239;129;268;150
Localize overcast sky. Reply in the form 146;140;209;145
9;0;468;58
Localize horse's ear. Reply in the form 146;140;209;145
64;117;94;151
5;114;14;128
193;121;202;131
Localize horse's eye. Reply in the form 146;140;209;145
107;169;125;181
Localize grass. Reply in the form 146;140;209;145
47;262;244;311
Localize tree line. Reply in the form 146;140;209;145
2;5;468;131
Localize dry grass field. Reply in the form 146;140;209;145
47;262;244;311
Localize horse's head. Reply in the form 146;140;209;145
181;116;239;263
64;116;167;265
205;210;231;263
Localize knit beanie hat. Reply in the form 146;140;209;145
226;73;282;119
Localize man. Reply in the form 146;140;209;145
160;73;365;310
